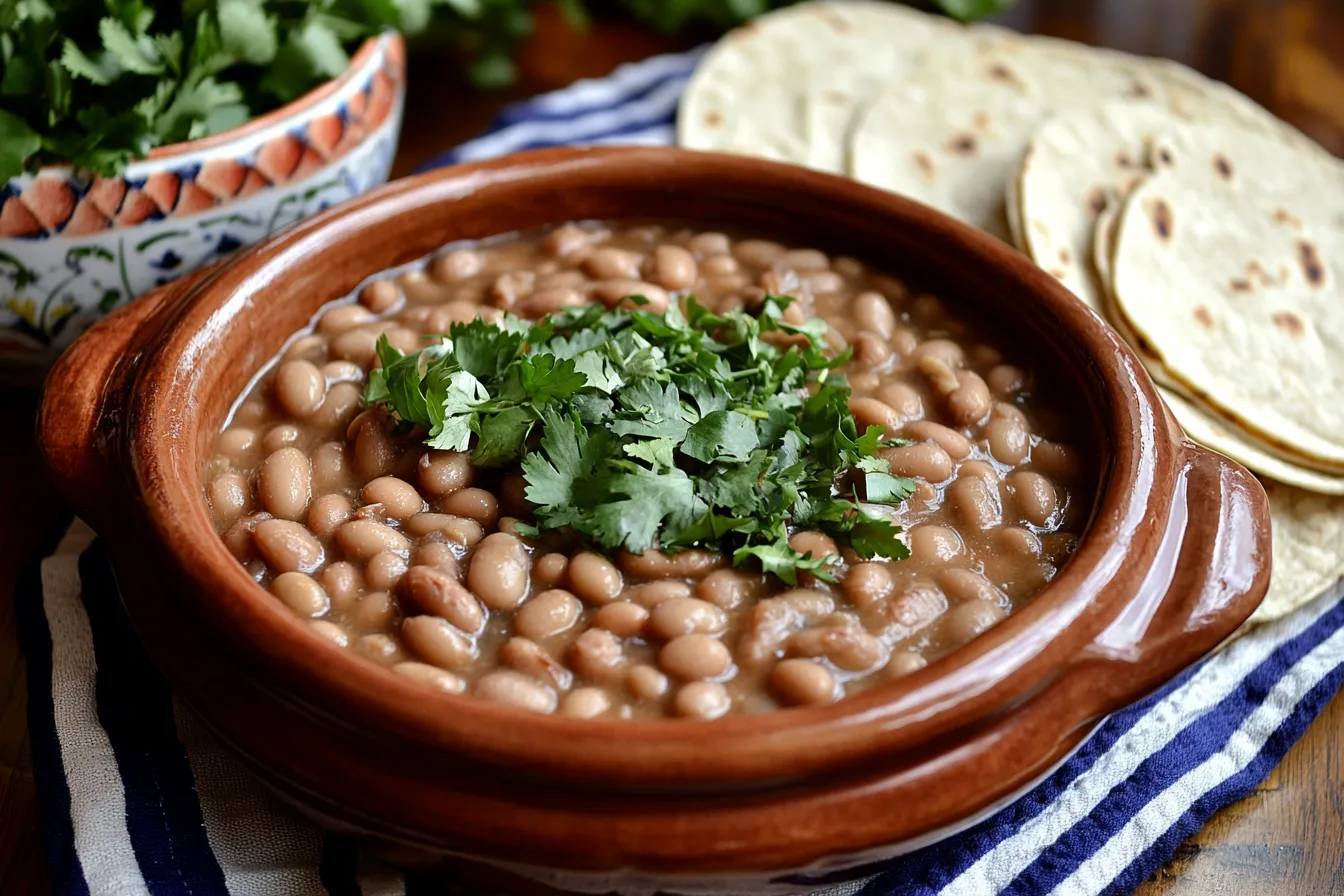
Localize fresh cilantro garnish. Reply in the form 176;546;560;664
0;0;437;179
363;294;915;585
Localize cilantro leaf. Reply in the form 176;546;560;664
522;406;612;529
517;354;586;405
865;472;916;505
0;109;40;181
611;380;693;441
681;410;758;463
573;351;624;393
473;405;534;466
589;464;697;552
734;539;837;587
849;518;911;561
450;318;523;381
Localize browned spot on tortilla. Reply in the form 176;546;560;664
973;111;991;131
1116;149;1135;169
1273;207;1303;228
1229;278;1253;293
1087;188;1108;215
1146;197;1174;242
988;63;1022;86
1157;146;1174;166
1128;81;1154;98
704;111;722;127
1272;310;1306;337
1059;248;1072;264
1213;154;1234;180
1247;260;1275;287
1298;239;1325;286
947;134;978;156
1193;306;1215;329
914;151;936;179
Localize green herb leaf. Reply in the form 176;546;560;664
363;286;911;582
681;409;758;463
218;0;279;65
0;108;40;180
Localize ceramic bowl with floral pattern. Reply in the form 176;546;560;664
0;31;406;384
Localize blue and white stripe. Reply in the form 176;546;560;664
18;48;1344;895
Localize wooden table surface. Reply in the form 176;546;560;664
3;1;1342;893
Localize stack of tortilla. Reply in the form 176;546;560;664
677;0;1344;625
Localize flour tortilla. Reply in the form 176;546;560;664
1111;130;1344;474
678;1;965;173
1093;184;1344;494
1253;482;1344;625
849;39;1171;240
1017;103;1176;308
1167;392;1344;496
1018;89;1326;312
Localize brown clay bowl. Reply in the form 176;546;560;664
38;147;1271;894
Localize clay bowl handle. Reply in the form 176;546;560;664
1070;440;1271;703
39;269;213;527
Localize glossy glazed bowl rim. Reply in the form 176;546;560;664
93;147;1185;783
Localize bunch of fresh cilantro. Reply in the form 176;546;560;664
0;0;438;180
0;0;1009;182
363;294;916;584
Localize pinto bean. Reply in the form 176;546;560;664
337;519;410;560
514;590;581;641
474;670;556;714
648;598;728;640
902;421;972;460
618;549;724;580
501;637;572;691
254;520;323;573
946;371;992;426
648;245;698;291
567;552;623;605
674;682;731;719
258;447;312;521
402;565;485;632
467;532;531;610
695;569;770;611
853;291;896;339
402;615;475;670
660;634;731;680
771;659;836;706
592;601;650;639
883;441;953;482
1007;471;1059;527
789;625;885;672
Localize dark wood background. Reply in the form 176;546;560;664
3;1;1341;892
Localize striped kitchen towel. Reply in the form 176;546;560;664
18;48;1344;896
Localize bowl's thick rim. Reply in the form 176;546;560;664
15;31;399;183
118;146;1181;785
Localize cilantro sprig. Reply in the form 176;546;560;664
363;294;915;584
